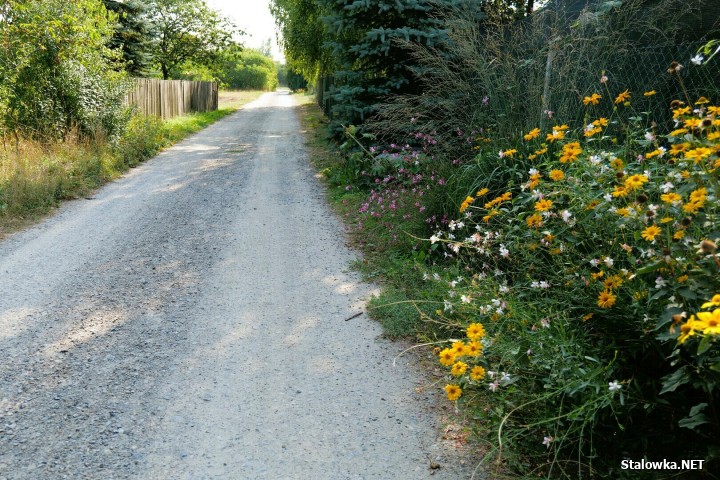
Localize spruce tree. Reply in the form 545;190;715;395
104;0;154;76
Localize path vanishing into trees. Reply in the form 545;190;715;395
0;92;475;479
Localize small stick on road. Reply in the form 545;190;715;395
344;312;363;321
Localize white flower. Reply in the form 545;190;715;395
590;258;600;267
456;221;465;229
499;244;510;258
539;281;550;289
488;380;500;392
433;273;441;281
603;257;614;267
499;285;509;293
531;281;540;288
655;276;668;289
540;318;550;328
449;280;458;287
561;210;572;223
661;182;674;193
501;372;511;382
608;381;622;392
423;273;430;281
444;300;453;311
451;243;460;253
498;150;505;158
528;168;539;175
543;436;554;448
460;295;472;304
430;235;440;244
690;54;704;65
589;154;601;165
644;131;655;141
487;370;496;379
657;146;666;157
603;193;613;202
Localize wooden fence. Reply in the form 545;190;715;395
125;79;218;119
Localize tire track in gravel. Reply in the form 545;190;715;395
0;92;475;479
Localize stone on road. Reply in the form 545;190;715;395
0;92;472;479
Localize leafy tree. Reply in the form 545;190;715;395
103;0;154;76
270;0;333;82
145;0;241;80
218;49;279;91
0;0;129;140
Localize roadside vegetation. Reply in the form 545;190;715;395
280;0;720;477
0;0;270;236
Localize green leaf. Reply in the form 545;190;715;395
659;367;690;394
697;335;713;355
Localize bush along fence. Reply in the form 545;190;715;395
125;79;218;119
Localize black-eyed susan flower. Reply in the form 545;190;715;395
469;366;486;381
641;225;662;241
451;361;468;376
583;93;602;105
549;169;565;181
444;384;462;401
534;199;553;212
439;348;456;366
614;89;630;104
524;128;541;141
597;290;617;308
466;323;486;340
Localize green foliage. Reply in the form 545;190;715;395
0;0;129;141
219;50;279;91
103;0;154;76
145;0;241;80
271;0;332;82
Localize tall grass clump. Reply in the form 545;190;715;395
373;0;717;162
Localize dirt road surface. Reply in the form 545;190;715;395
0;92;475;479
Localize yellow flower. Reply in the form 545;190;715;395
439;348;456;366
466;323;486;340
616;208;631;217
591;271;605;280
678;317;699;344
696;309;720;335
444;384;462;401
669;142;690;155
459;196;475;213
695;96;710;105
644;90;657;96
683;118;701;129
583;93;602;105
524;128;541;141
603;275;624;290
610;158;624;170
597;290;617;308
683;201;703;214
690;188;707;202
614;89;630;104
526;213;543;228
549;169;565;181
451;341;467;356
641;224;662;241
553;124;570;131
701;294;720;309
624;174;648;191
709;106;720;115
546;130;565;142
469;366;486;381
534;199;553;212
645;149;664;159
612;186;629;198
677;274;689;283
451;361;468;376
559;141;582;163
673;230;686;240
685;147;713;163
660;192;682;204
673;106;692;118
465;341;483;357
660;217;673;223
477;187;490;197
502;149;518;157
669;128;689;137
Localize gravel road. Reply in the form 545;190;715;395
0;92;475;479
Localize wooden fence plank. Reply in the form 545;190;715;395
125;79;218;119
